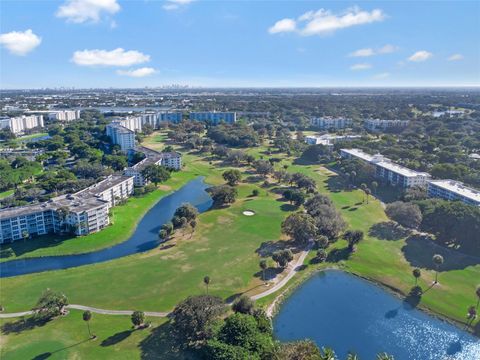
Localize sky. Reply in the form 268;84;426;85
0;0;479;88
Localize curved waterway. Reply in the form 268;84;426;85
0;177;212;278
274;270;479;360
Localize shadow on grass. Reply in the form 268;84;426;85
139;321;199;360
327;247;351;262
101;329;133;347
280;203;297;212
401;235;480;271
255;240;301;257
369;221;410;241
1;316;50;335
32;339;91;359
253;267;284;281
0;234;73;260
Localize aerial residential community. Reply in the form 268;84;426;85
0;1;479;360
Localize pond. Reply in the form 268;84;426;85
274;270;479;360
0;177;212;278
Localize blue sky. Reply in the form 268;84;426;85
0;0;479;88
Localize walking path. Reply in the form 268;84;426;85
0;245;312;319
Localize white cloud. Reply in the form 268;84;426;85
56;0;120;23
163;0;195;11
268;18;296;34
408;50;432;62
269;6;386;36
350;63;372;71
72;48;150;66
447;54;464;61
349;48;375;57
374;72;390;79
349;44;397;57
117;67;157;77
0;29;41;56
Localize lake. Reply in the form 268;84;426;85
274;270;479;359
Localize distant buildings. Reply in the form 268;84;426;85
340;148;431;188
189;111;236;125
27;110;81;122
427;180;480;206
158;111;183;124
0;175;134;243
310;117;352;130
106;122;136;152
364;119;409;132
305;134;361;147
124;146;182;186
0;115;44;135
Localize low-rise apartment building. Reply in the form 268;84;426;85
305;134;361;148
0;175;134;243
340;148;431;188
0;115;44;134
310;117;352;129
427;180;480;206
364;119;409;132
189;111;236;125
124;146;182;186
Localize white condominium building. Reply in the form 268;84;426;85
340;148;431;188
310;117;352;129
0;115;44;134
305;134;361;147
365;119;410;132
124;146;182;186
0;175;134;243
48;110;81;122
427;180;480;206
106;122;136;152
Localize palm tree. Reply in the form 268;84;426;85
82;310;93;339
412;268;421;286
432;254;444;284
22;230;29;243
376;353;394;360
371;181;378;195
360;183;367;202
203;276;210;294
467;306;477;327
319;347;336;360
476;285;480;308
347;352;359;360
259;260;267;284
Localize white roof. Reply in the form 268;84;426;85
340;148;374;162
376;160;430;178
428;180;480;202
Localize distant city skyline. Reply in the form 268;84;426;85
0;0;479;88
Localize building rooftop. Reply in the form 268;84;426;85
76;175;134;198
340;148;374;162
107;123;134;134
428;180;480;203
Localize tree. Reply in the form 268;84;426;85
207;185;238;207
343;230;364;252
467;306;477;327
174;203;198;224
161;222;174;235
281;212;317;245
385;201;422;229
131;310;146;328
371;181;378;195
158;229;168;239
376;353;395;360
316;249;327;262
204;276;211;294
432;254;444;284
254;160;273;178
141;164;171;186
32;289;68;320
222;169;242;186
315;235;329;250
275;340;322;360
476;285;480;308
232;295;255;315
82;310;94;339
170;295;227;345
412;268;421;286
259;260;268;283
272;249;294;268
252;189;260;197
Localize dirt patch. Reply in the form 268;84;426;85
157;185;172;191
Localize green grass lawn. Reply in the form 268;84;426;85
0;310;182;360
0;189;14;200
